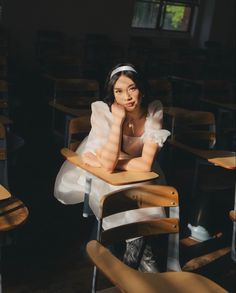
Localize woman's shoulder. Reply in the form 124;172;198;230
91;101;112;120
91;101;109;111
147;100;163;116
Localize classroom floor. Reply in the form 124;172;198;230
2;74;236;292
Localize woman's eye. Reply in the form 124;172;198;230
114;90;122;94
129;87;136;92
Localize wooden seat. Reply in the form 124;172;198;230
85;184;180;292
0;195;29;231
0;184;29;292
86;240;226;293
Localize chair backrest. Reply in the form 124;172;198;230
66;115;91;151
86;240;227;293
54;78;99;107
98;184;179;246
148;79;173;106
172;110;216;150
202;80;232;103
44;56;82;77
89;184;181;292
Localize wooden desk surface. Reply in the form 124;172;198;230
49;100;91;117
61;148;159;185
169;140;236;170
0;184;11;200
0;196;29;231
200;98;236;111
170;76;204;86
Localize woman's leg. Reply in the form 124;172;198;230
123;237;146;269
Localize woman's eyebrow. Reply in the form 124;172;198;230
114;83;135;90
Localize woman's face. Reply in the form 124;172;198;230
113;75;142;112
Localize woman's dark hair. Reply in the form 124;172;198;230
103;63;150;109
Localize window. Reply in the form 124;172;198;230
131;0;200;32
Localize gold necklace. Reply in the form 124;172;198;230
127;120;135;135
126;110;146;136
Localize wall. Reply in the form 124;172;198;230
1;0;235;71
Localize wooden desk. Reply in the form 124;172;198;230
0;186;29;292
169;140;236;170
170;75;205;87
61;147;159;218
170;138;236;246
0;184;11;200
61;148;159;185
200;98;236;112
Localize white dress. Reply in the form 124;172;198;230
54;100;171;229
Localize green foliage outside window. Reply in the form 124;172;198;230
166;5;185;29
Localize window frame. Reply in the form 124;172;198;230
131;0;200;34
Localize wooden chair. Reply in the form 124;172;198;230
85;184;181;292
229;209;236;262
0;184;29;293
66;115;91;151
43;55;82;78
167;110;216;179
49;78;99;143
171;110;216;149
168;110;235;240
86;240;226;293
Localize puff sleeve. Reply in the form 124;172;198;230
83;101;113;153
143;100;171;147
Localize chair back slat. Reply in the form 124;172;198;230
101;218;179;246
101;185;178;218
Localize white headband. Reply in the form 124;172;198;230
110;65;137;79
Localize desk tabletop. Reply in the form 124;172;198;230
0;196;29;231
0;184;11;200
200;98;236;111
61;148;159;185
203;150;236;170
169;140;236;170
49;100;91;117
169;76;205;86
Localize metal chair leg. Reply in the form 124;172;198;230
92;219;102;293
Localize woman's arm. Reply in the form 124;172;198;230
95;103;125;172
116;140;160;172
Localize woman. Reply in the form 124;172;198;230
54;63;171;271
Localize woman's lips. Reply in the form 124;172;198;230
125;102;135;107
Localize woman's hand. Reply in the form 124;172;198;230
111;102;126;123
82;152;102;167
